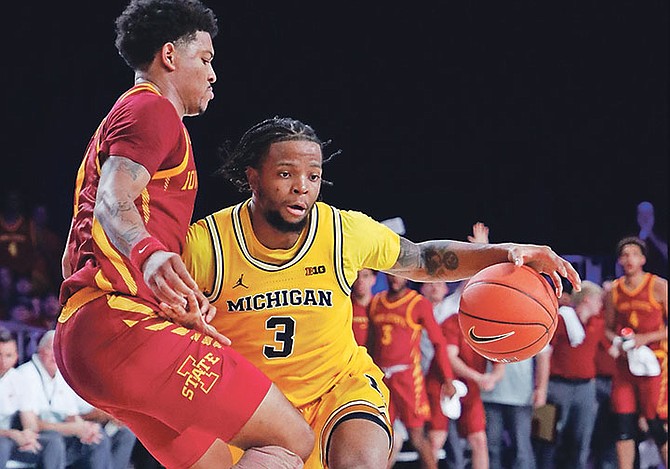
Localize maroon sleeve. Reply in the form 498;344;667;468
442;314;462;346
103;94;183;175
417;298;454;382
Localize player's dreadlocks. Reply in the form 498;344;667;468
218;116;339;193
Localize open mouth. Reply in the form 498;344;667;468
286;204;307;217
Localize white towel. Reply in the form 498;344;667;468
440;380;468;419
558;306;585;347
627;345;661;377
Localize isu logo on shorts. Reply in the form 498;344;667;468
177;352;221;401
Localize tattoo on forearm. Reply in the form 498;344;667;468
423;246;459;275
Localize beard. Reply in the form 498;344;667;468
265;209;308;233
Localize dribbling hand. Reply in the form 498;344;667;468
507;244;581;297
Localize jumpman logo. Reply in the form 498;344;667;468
233;273;248;289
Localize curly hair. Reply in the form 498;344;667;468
115;0;218;71
219;117;339;193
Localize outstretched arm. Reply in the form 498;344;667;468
386;237;581;297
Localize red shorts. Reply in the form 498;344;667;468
54;293;272;469
383;366;430;429
455;380;485;437
611;358;661;420
425;371;450;432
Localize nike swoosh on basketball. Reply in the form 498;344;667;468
468;327;515;344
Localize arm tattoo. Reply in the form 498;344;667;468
392;238;459;279
423;245;459;275
96;157;150;255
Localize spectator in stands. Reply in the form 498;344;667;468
636;201;668;278
0;190;36;281
35;293;61;330
30;204;64;297
7;275;46;331
538;281;605;469
483;352;550;469
0;267;14;320
350;268;377;346
74;396;137;469
17;330;111;468
0;327;65;468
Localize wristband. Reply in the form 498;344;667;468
130;237;167;270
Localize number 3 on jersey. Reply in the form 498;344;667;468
264;316;296;359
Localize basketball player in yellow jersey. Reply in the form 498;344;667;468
173;117;582;469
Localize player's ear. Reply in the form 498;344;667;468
161;43;177;71
246;167;259;192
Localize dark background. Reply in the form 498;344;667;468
3;1;667;262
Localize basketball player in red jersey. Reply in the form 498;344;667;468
368;273;456;469
350;268;377;346
53;1;313;468
605;236;668;469
443;305;504;469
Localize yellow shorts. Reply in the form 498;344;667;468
230;350;392;468
300;351;392;468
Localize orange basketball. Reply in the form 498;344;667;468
458;263;558;363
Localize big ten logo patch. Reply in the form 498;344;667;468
305;265;326;276
178;352;220;401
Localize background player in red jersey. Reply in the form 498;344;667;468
54;1;313;468
351;268;377;346
605;236;668;469
368;273;456;469
444;311;504;469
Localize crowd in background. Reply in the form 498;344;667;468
351;218;667;469
1;187;666;469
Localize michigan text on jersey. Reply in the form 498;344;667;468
226;289;334;312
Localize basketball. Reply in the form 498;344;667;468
458;263;558;363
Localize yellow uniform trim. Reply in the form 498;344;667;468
92;219;138;295
319;400;392;467
106;295;154;315
153;128;191;179
59;287;108;323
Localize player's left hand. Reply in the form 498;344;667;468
508;244;582;297
158;294;232;346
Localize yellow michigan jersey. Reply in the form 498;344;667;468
183;200;400;407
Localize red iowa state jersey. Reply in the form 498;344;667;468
60;83;197;308
613;273;667;352
368;289;435;369
352;301;370;346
